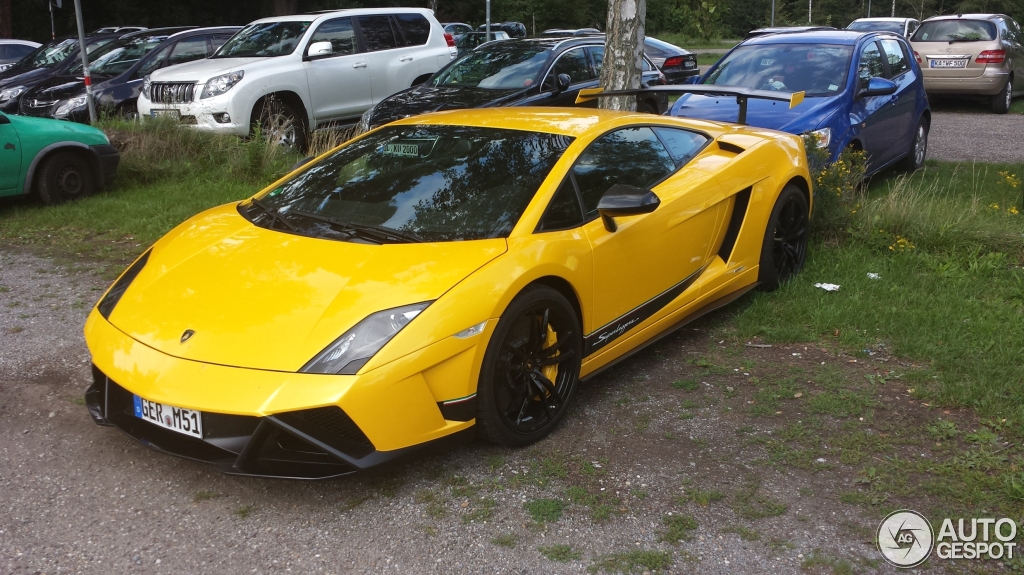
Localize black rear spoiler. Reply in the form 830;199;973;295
575;86;805;125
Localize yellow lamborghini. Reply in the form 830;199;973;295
84;103;812;478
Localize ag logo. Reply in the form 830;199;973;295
878;509;934;567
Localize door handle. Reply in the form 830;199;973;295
3;143;13;150
352;62;367;68
400;56;414;62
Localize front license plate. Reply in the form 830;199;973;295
150;108;180;119
929;59;968;68
133;395;203;438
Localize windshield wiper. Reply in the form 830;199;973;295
286;209;425;243
247;197;298;232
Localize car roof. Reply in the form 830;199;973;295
121;26;197;39
0;39;40;46
257;7;434;23
168;26;242;39
923;13;1005;21
850;17;915;23
743;29;874;46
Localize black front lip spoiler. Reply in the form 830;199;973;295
86;368;473;480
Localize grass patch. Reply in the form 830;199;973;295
732;481;787;519
524;498;565;523
722;524;761;541
654;33;739;51
192;490;218;502
491;533;517;548
588;550;673;574
539;544;582;562
234;504;255;519
677;488;725;507
671;378;699;391
658;514;698;543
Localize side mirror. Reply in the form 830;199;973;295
307;41;333;60
555;73;571;92
858;77;897;99
596;184;660;232
682;75;700;85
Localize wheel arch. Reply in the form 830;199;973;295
251;90;310;130
786;174;811;211
24;142;103;197
526;275;585;332
411;73;433;87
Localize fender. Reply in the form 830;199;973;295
23;141;104;195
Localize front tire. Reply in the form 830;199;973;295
991;78;1012;114
757;185;809;292
900;117;928;172
36;151;95;205
252;98;308;152
476;286;582;447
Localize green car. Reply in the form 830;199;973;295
0;110;119;204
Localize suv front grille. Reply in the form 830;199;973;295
150;82;197;104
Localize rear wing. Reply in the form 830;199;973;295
575;86;805;125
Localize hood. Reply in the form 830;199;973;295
371;85;524;126
150;57;267;82
21;74;102;103
0;65;53;88
671;93;841;134
107;205;507;372
7;112;108;143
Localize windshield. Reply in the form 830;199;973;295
847;21;903;34
69;36;165;76
911;19;996;42
247;125;574;242
433;47;550;89
704;43;853;97
213;21;311;58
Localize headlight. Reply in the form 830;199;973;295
200;70;244;99
97;250;150;319
805;127;831;148
141;75;151;100
356;107;374;134
300;302;431;375
54;96;88;118
0;85;26;104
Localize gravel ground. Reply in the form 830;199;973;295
928;110;1024;164
0;249;967;575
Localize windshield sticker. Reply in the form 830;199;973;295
828;84;839;91
760;58;775;66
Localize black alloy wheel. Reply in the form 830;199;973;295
477;286;582;446
757;185;809;291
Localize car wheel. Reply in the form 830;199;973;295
991;78;1012;114
476;286;582;447
757;185;809;292
901;117;928;172
36;151;95;205
253;98;308;152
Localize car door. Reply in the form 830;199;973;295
303;16;372;122
539;46;597;107
878;37;916;154
1006;18;1024;94
850;39;898;168
0;113;21;193
356;15;421;103
569;126;719;354
392;13;437;79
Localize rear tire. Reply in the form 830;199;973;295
476;286;582;447
36;151;95;205
900;117;928;172
991;78;1012;114
757;185;809;292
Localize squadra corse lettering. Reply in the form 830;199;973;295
935;518;1018;560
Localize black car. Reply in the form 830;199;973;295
568;34;699;84
19;27;239;122
361;38;668;131
455;31;510;56
0;34;120;113
476;21;527;38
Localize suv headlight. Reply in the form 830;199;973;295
356;107;374;134
200;70;244;99
141;75;151;100
805;127;831;148
0;85;26;104
54;96;88;118
300;302;431;375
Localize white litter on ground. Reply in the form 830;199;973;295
814;283;841;292
867;273;881;280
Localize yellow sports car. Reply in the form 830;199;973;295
84;103;812;479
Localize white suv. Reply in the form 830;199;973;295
137;8;456;150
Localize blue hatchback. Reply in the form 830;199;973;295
669;30;930;175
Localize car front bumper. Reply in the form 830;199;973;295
89;144;119;188
84;308;484;478
922;69;1009;96
137;93;250;137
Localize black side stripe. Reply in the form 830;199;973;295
583;264;709;357
718;187;752;263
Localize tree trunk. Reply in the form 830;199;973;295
0;0;12;39
599;0;646;111
272;0;298;16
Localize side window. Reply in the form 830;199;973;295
167;37;209;67
588;46;604;74
652;127;710;166
133;44;171;79
211;34;233;52
857;41;886;89
538;178;585;231
358;15;399;52
879;39;909;77
394;14;430;46
546;48;592;88
572;127;676;216
309;17;357;56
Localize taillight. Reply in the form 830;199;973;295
913;51;921;64
444;33;456;48
663;56;684;68
976;50;1006;64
